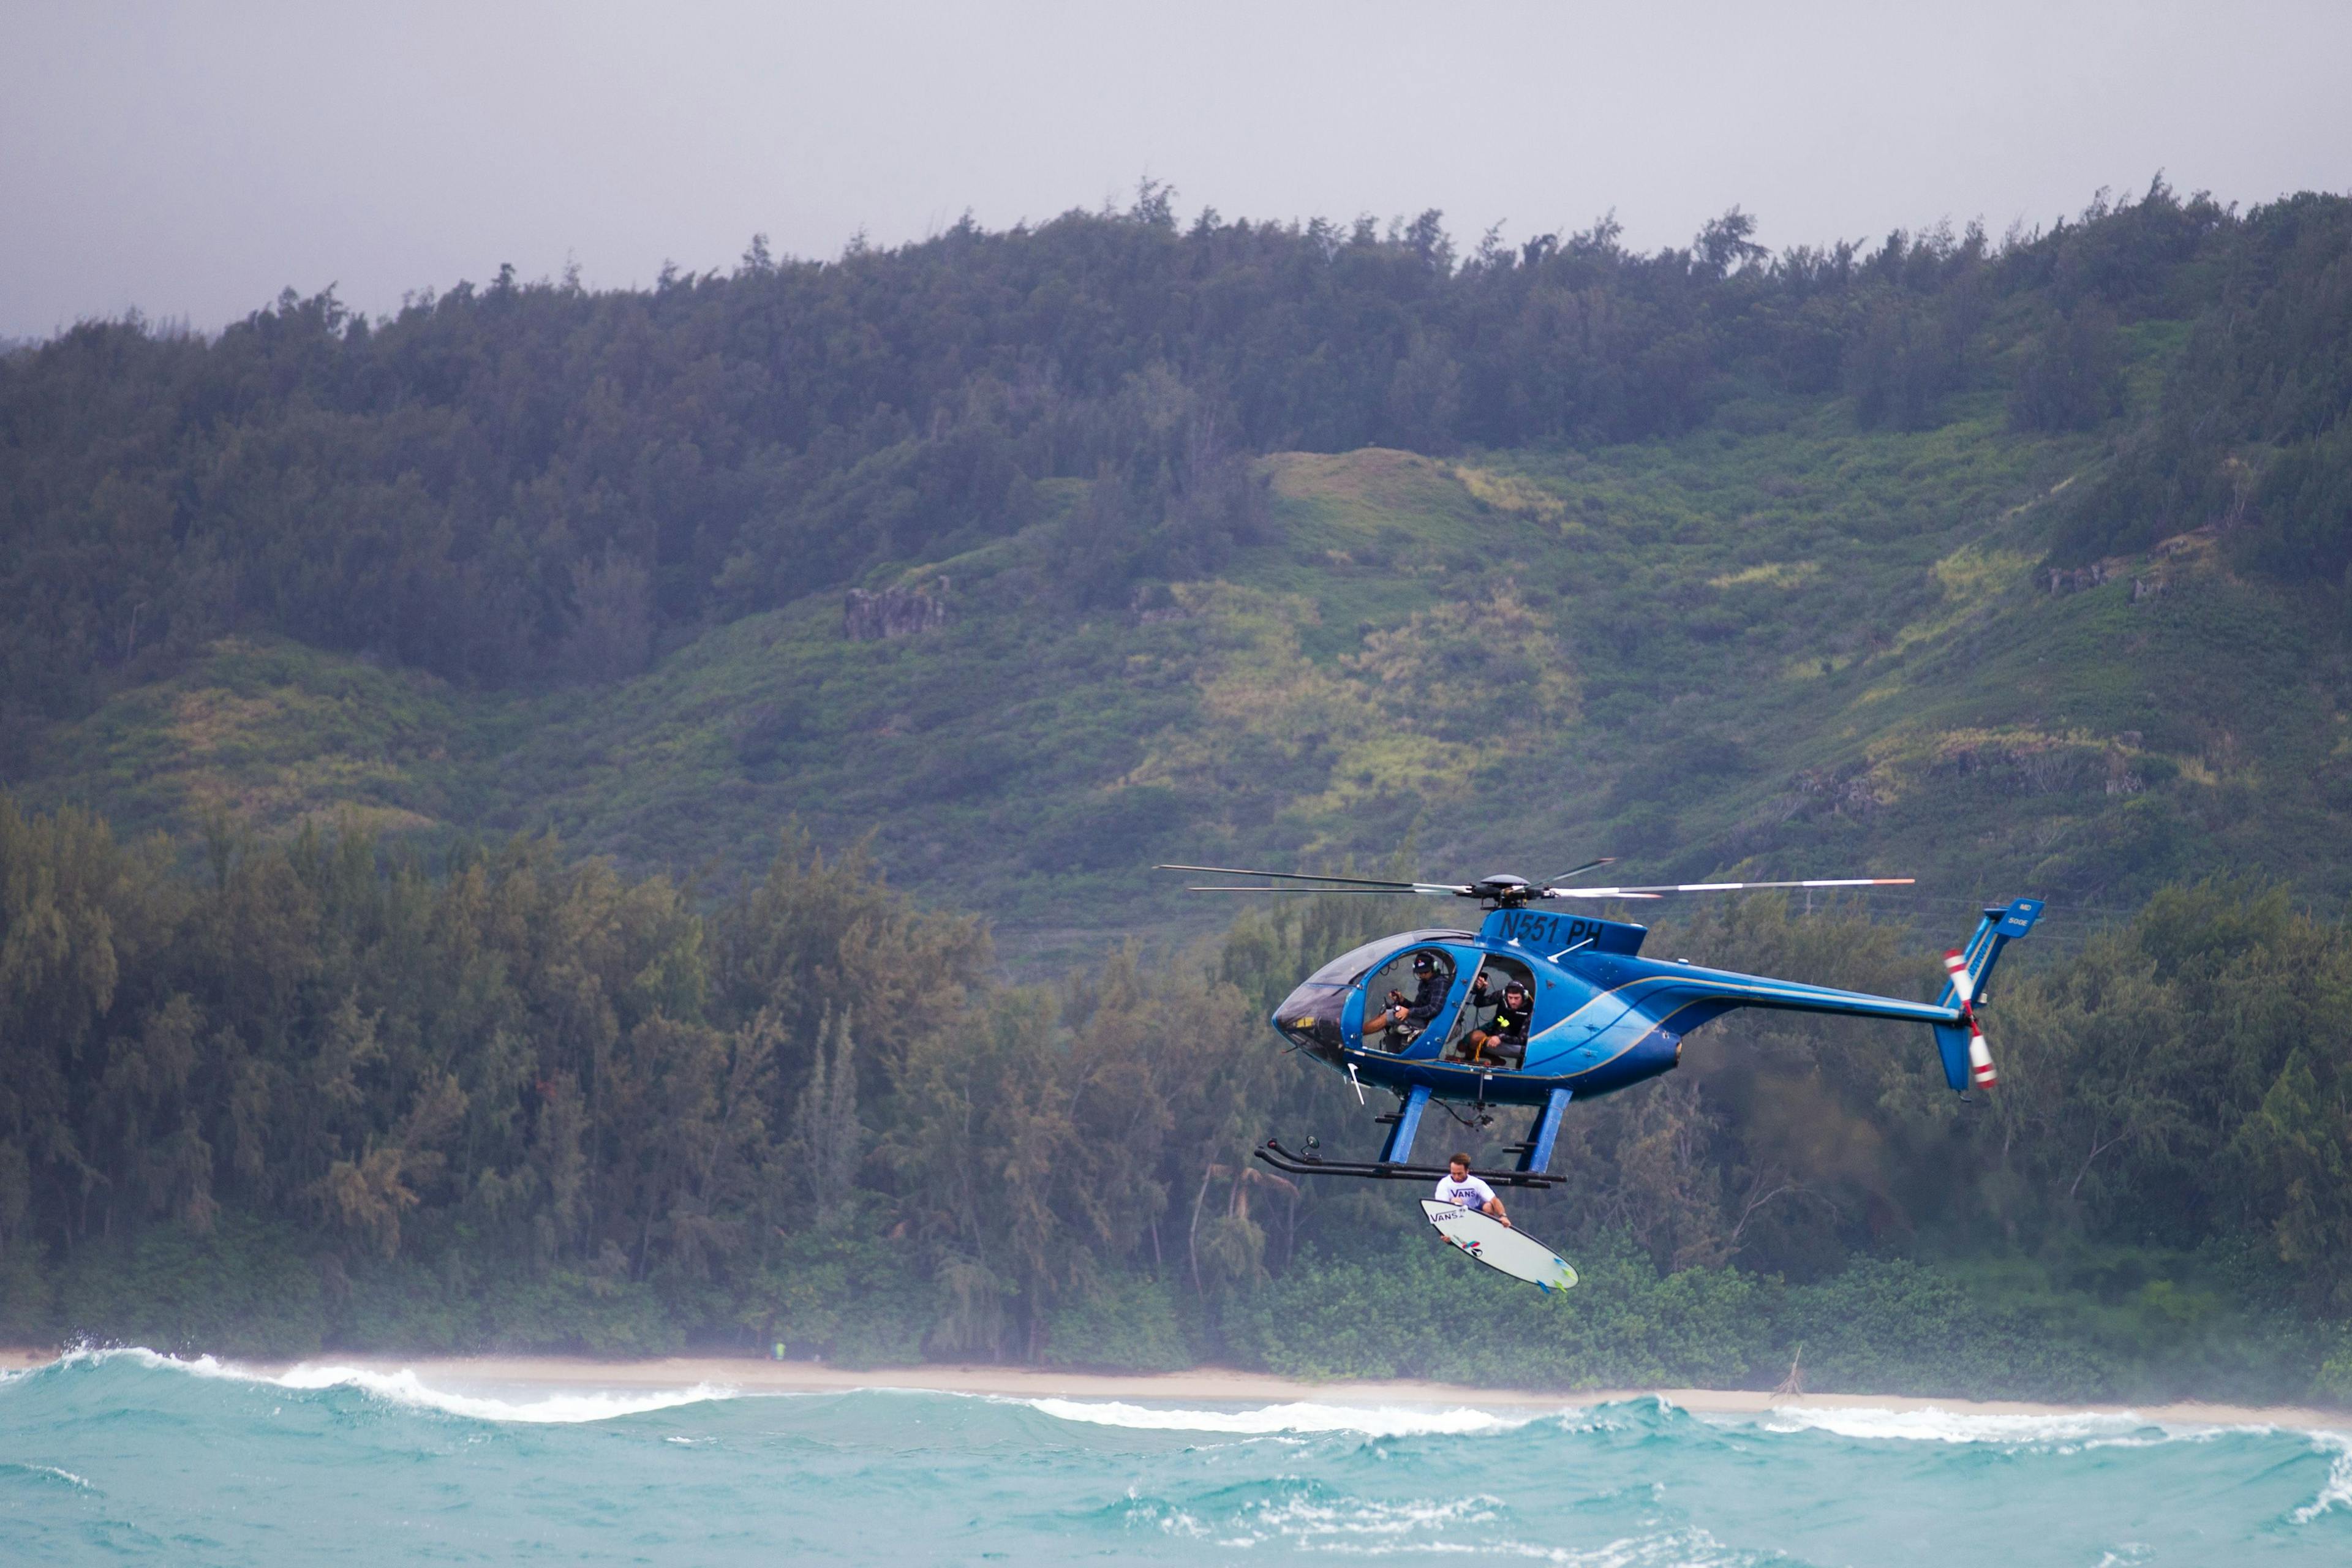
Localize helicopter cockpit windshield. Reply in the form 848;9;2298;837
1270;936;1393;1061
1270;930;1475;1062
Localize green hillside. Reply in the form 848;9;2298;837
9;178;2350;968
21;388;2346;967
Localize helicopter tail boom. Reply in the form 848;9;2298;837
1599;898;2042;1095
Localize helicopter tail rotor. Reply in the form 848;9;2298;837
1942;949;1997;1088
1967;1016;1999;1089
1929;900;2044;1094
1940;947;1977;1008
1931;1012;2000;1093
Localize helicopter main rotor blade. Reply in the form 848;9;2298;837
1541;876;1915;899
1544;857;1616;883
1156;864;1472;895
1183;885;1458;895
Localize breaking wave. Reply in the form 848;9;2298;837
6;1357;2348;1563
34;1345;736;1423
1020;1396;1529;1436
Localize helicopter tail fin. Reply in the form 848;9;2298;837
1928;899;2043;1093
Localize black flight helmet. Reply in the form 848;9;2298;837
1503;979;1529;1001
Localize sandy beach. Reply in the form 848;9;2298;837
6;1345;2342;1431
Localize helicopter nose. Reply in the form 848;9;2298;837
1272;979;1348;1063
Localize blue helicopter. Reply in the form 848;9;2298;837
1159;861;2043;1189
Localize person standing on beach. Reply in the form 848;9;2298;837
1434;1154;1510;1227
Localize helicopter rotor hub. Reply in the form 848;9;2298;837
1468;874;1534;908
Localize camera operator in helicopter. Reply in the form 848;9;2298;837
1461;974;1532;1068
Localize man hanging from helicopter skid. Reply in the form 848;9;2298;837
1434;1153;1512;1227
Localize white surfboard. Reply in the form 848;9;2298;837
1421;1200;1578;1292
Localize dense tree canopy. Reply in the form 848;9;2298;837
8;179;2346;756
1;795;2346;1399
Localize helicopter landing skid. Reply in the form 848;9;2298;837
1253;1137;1560;1189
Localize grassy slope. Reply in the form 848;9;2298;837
23;383;2351;970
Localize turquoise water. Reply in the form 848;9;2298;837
2;1351;2348;1564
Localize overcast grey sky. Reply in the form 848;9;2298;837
4;0;2348;339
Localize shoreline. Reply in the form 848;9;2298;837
6;1346;2344;1431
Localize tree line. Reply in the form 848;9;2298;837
7;179;2345;754
2;795;2347;1399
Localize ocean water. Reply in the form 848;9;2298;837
2;1350;2348;1564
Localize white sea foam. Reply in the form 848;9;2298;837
1213;1497;1745;1568
1248;1493;1504;1537
48;1346;733;1424
1721;1395;2352;1527
276;1363;736;1423
1121;1490;1210;1538
1142;1488;1726;1563
2291;1434;2352;1525
1723;1401;2352;1452
49;1345;244;1381
1478;1529;1750;1568
1;1461;96;1490
1023;1397;1529;1437
1740;1404;2162;1446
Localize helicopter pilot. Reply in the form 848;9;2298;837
1368;951;1451;1047
1461;978;1532;1068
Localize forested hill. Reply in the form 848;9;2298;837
6;179;2352;1396
5;180;2351;952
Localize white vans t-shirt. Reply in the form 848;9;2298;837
1433;1173;1496;1211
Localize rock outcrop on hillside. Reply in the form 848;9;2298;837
845;579;950;641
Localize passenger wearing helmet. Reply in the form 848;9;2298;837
1369;950;1452;1047
1464;977;1532;1068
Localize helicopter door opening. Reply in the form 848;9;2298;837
1442;956;1536;1068
1359;948;1457;1054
